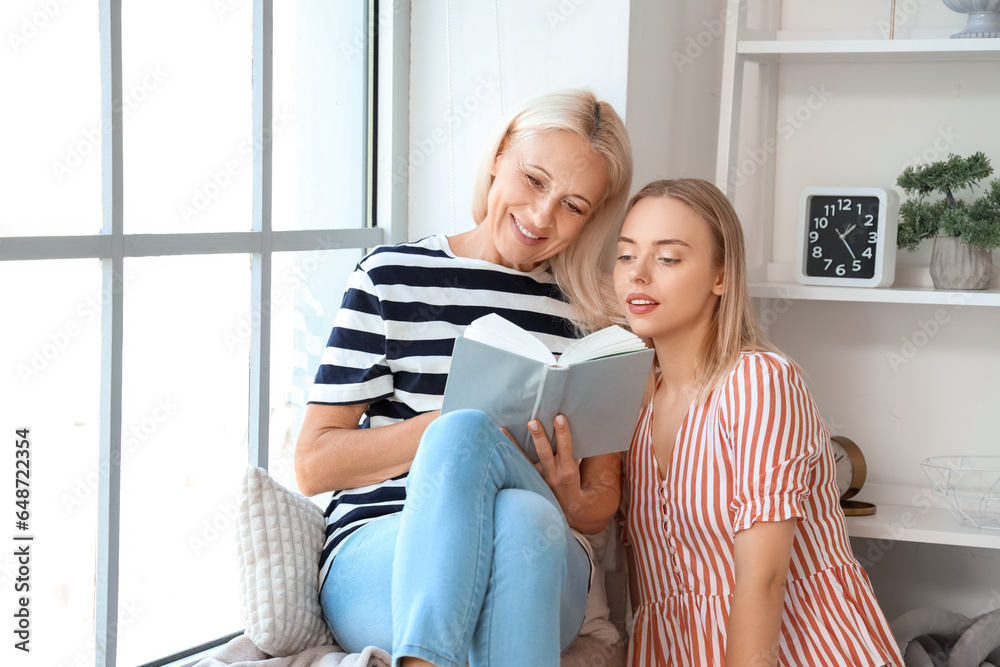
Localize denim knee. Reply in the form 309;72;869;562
421;409;497;451
495;489;568;583
411;410;500;478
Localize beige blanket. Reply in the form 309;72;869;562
193;635;390;667
195;633;626;667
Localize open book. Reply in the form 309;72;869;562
441;313;655;463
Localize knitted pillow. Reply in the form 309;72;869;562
236;465;334;656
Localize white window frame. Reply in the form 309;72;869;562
0;1;410;665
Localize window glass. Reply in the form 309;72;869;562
0;2;374;664
121;1;252;233
117;254;249;666
272;1;368;231
0;1;101;236
268;248;363;497
0;260;101;667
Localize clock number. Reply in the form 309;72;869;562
813;216;828;229
862;247;873;259
852;260;862;272
823;259;833;270
812;246;823;259
809;231;819;242
856;203;862;215
824;204;836;216
864;214;874;226
869;231;878;244
838;198;852;211
836;264;846;276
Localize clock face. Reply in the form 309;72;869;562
795;187;899;288
804;195;881;280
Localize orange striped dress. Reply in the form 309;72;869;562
622;352;903;666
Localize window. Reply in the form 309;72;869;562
0;1;398;665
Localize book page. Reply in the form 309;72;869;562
462;313;556;365
557;325;647;367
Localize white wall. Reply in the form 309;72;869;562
625;0;727;187
407;0;631;241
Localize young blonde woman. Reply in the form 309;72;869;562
295;89;632;667
613;179;904;666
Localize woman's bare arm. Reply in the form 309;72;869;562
294;402;440;496
726;519;797;667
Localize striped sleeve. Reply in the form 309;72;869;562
308;266;394;406
723;353;821;534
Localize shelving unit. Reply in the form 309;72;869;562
716;0;1000;570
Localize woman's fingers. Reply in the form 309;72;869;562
527;416;588;520
528;419;553;472
552;414;576;467
529;415;580;482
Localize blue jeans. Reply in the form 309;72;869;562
319;409;591;667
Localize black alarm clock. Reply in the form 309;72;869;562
795;187;899;288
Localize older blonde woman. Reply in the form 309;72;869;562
295;89;633;667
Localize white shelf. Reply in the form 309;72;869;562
739;38;1000;63
749;281;1000;307
845;484;1000;550
847;507;1000;550
846;504;1000;549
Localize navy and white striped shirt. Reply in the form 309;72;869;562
310;234;580;585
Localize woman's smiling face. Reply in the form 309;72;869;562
483;129;609;271
614;196;724;342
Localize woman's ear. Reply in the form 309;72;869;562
490;140;508;178
712;269;725;296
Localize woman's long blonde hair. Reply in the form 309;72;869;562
623;179;789;399
470;89;633;334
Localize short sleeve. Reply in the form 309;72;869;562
307;266;394;406
722;353;824;534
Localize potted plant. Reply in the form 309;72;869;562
896;152;1000;290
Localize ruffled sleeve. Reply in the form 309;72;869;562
721;353;824;534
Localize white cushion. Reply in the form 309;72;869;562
236;465;334;656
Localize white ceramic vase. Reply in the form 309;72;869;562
929;236;994;290
941;0;1000;38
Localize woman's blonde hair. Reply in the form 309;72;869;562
623;178;789;399
470;89;633;334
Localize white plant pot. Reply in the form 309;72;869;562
942;0;1000;38
929;236;994;290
